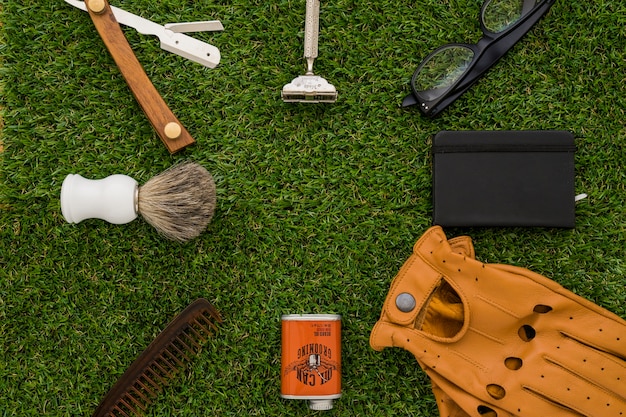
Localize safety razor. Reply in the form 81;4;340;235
282;0;337;103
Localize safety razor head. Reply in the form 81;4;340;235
281;75;338;103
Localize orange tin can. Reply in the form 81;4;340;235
280;314;342;410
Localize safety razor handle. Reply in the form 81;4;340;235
83;0;195;154
303;0;320;72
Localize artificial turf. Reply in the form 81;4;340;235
1;0;625;415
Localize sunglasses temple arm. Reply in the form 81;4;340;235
522;0;538;15
431;2;555;115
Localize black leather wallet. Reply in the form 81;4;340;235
432;130;576;228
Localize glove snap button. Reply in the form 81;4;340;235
396;293;416;312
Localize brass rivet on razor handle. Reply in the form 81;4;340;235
164;122;182;140
83;0;195;153
87;0;105;14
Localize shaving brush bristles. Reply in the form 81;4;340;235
138;162;216;243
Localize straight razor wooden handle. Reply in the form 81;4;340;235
84;0;195;154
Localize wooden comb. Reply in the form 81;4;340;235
92;299;222;417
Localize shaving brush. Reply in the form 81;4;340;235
61;162;216;242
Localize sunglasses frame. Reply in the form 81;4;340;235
403;0;556;117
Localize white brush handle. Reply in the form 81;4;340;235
61;174;138;224
303;0;320;73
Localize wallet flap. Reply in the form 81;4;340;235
432;130;576;228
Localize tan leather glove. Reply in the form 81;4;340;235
370;226;626;417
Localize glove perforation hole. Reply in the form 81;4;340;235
477;404;498;416
518;325;536;342
533;304;553;314
486;383;506;400
504;357;523;370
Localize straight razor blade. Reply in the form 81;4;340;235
64;0;221;68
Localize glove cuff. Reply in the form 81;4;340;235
370;226;470;351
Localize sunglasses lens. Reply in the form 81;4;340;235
413;46;474;102
482;0;537;33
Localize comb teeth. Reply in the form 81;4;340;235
92;299;222;417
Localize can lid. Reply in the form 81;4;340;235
309;400;334;411
281;314;341;321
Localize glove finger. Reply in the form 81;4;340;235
519;353;626;416
428;375;473;417
520;336;626;415
448;236;475;259
374;322;624;416
490;263;626;358
422;365;516;417
554;333;626;397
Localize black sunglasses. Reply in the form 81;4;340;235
402;0;556;117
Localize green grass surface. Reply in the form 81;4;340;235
1;1;625;415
